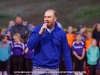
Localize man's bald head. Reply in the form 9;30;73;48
45;9;57;17
44;9;57;29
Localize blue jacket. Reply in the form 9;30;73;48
0;41;11;61
27;23;72;71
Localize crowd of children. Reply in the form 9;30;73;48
0;22;100;75
0;29;33;75
66;24;100;75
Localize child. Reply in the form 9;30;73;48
6;30;13;45
6;30;13;75
87;39;99;75
59;26;75;75
85;32;93;75
0;35;11;75
72;33;85;75
66;26;75;48
66;26;75;69
11;33;24;75
77;26;87;41
85;32;93;51
24;43;34;75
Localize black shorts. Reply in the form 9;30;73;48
73;55;84;71
25;58;32;71
0;60;8;71
69;47;73;62
84;51;87;61
11;55;23;71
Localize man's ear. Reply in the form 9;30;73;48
54;17;57;22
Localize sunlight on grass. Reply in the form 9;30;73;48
64;28;92;32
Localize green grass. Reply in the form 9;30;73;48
2;28;93;32
64;28;92;32
72;4;100;24
0;15;12;19
0;0;100;28
74;8;100;19
0;15;13;28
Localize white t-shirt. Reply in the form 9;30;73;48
47;28;54;33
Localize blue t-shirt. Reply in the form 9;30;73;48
72;41;85;56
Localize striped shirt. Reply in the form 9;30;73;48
11;42;24;56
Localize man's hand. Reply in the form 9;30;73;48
39;23;47;35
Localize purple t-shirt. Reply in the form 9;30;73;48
11;42;25;56
24;44;34;59
72;41;85;56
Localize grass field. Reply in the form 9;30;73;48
2;28;92;32
0;0;100;28
64;28;92;32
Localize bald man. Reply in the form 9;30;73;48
28;9;72;75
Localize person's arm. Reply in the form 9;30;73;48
96;47;99;60
24;48;28;54
86;48;90;59
27;24;47;50
81;41;86;59
92;31;96;39
81;48;85;59
99;49;100;61
27;27;41;50
8;45;11;57
73;51;82;60
99;49;100;59
10;26;15;38
61;32;73;71
21;26;30;38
